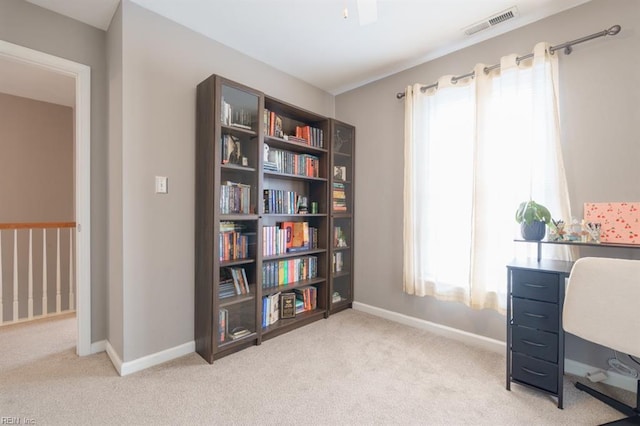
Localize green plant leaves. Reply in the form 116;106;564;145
515;200;551;225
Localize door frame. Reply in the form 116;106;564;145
0;40;92;356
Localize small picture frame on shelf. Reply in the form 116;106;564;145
333;166;346;181
280;293;296;319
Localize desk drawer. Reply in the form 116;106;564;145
512;270;559;303
512;325;558;363
513;298;558;332
512;352;558;393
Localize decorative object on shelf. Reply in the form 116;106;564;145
515;200;551;241
548;219;566;241
565;218;584;241
332;292;342;303
297;196;308;214
334;128;347;151
585;222;601;243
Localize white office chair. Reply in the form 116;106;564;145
563;257;640;425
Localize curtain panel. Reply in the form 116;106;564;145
403;42;573;313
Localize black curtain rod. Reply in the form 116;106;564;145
396;24;621;100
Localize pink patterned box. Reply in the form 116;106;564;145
584;202;640;244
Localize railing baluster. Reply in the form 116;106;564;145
0;222;75;326
28;229;33;319
42;229;48;316
13;229;18;321
56;228;61;313
0;230;3;325
68;228;74;310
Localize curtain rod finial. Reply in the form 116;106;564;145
397;92;406;99
608;25;621;36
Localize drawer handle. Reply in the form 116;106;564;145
523;282;546;289
521;366;548;377
524;312;547;319
522;339;547;348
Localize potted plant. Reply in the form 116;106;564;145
515;200;551;241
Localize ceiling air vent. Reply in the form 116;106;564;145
463;6;519;36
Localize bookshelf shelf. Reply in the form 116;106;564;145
219;331;258;349
264;135;328;153
263;171;328;182
221;164;256;173
219;292;256;308
262;309;327;337
196;74;355;363
262;277;327;296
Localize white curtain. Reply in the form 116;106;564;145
403;42;572;312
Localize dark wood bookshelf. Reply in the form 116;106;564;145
196;74;355;363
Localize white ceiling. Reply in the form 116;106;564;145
10;0;592;105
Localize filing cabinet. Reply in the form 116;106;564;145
506;259;573;408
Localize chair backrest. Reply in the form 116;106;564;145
563;257;640;358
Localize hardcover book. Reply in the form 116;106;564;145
280;293;296;319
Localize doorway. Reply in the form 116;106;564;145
0;40;91;356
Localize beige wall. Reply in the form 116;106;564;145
0;0;108;341
0;93;73;222
110;0;334;362
335;0;640;368
0;92;74;321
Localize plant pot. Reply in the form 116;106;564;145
521;221;546;241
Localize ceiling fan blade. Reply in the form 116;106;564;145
356;0;378;26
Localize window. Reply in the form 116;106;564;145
403;44;572;312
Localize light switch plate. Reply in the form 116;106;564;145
155;176;168;194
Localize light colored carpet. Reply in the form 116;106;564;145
0;309;635;425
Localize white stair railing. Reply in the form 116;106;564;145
0;222;76;326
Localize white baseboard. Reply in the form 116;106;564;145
105;341;123;374
352;302;505;354
353;302;638;393
90;339;107;354
565;359;638;393
105;340;195;376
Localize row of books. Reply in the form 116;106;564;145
263;189;308;215
332;182;347;212
220;181;251;214
219;267;250;298
261;286;318;328
262;256;318;288
263;144;320;177
219;222;255;261
294;286;318;312
332;252;345;273
221;97;253;129
262;292;280;327
218;308;228;342
295;125;324;148
262;222;318;257
263;109;324;148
